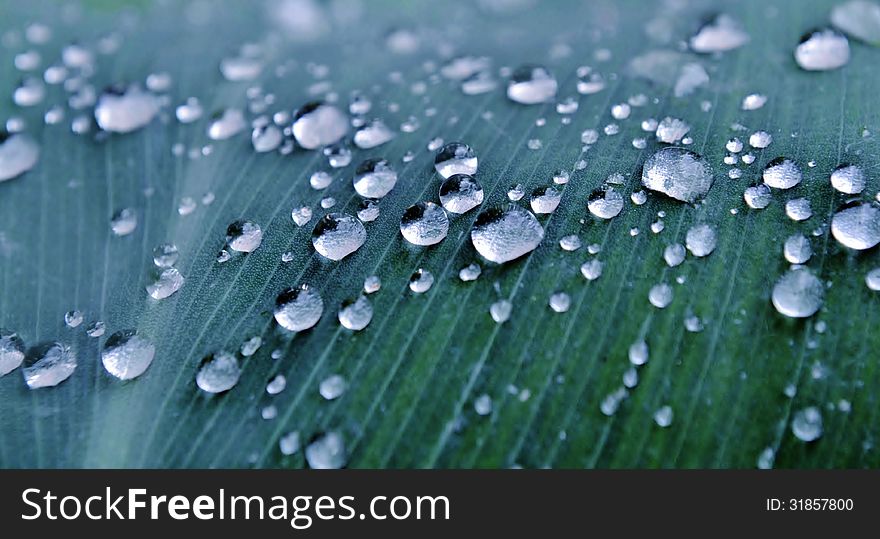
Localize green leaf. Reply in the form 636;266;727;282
1;0;879;469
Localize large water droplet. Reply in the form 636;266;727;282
689;14;750;52
791;406;823;441
439;174;483;214
830;164;865;194
0;132;40;182
0;329;25;377
274;285;323;332
831;0;880;44
338;295;373;331
226;220;262;252
409;268;434;293
400;202;449;246
22;342;76;389
507;65;557;104
471;205;544;263
795;28;850;71
762;157;802;190
744;184;772;209
353;158;397;198
641;147;714;202
94;85;159;133
146;267;184;299
434;142;477;178
101;329;155;380
305;431;347;469
772;267;824;318
207;108;246;140
830;202;880;250
685;224;717;257
291;102;348;149
195;352;240;393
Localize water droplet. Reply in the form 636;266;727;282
338;295;373;331
655;117;690;144
744;184;772;209
580;259;603;281
22;342;76;388
795;28;850;71
94;85;159;133
549;292;571;313
110;208;137;236
226;220;262;252
641;147;714;202
490;299;512;323
663;243;686;267
62;309;82;328
741;94;768;111
600;387;628;416
356;199;380;223
291;206;313;227
559;234;581;251
0;330;25;377
439;174;484;214
207;108;246;140
364;275;381;294
101;329;155;380
685;314;704;332
748;130;772;149
689;14;750;52
785;197;812;221
279;431;300;455
353;118;395;149
831;202;880;250
240;336;262;357
274;285;324;331
784;234;812;264
507;65;557;104
772;267;824;318
86;321;105;338
0;132;40;182
587;187;624;219
685;224;717;257
507;184;525;201
195;352;241;394
153;243;179;268
409;268;434;293
252;124;282;152
353;158;397;198
176;97;203;123
291;102;348;149
791;406;823;441
831;1;880;44
628;339;649;366
434;142;477;178
865;268;880;290
305;431;347;469
459;263;482;282
529;186;561;214
323;142;352;168
13;77;45;107
267;374;287;395
400;202;449;246
219;54;263;81
830;164;865;194
649;283;674;308
319;374;348;400
146;268;184;300
762;157;802;189
654;405;674;427
471;205;544;263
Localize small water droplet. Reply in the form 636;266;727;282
111;208;137;236
207;108;246;140
305;431;347;469
791;406;823;441
22;341;76;390
353;118;395;149
409;268;434;293
152;243;179;268
458;263;482;282
549;292;571;313
439;174;483;214
434;142;477;178
587;187;624;219
400;202;449;246
530;186;561;214
338;295;373;331
772;267;824;318
580;259;603;281
146;268;184;299
664;243;686;267
649;283;674;308
240;336;262;357
353;158;397;198
0;132;40;182
274;285;324;332
0;330;25;377
252;124;282;152
744;184;772;209
559;234;581;251
507;65;557;104
102;329;155;380
319;374;348;400
279;431;300;455
784;234;813;264
654;405;674;427
364;275;381;294
226;220;262;252
785;198;812;221
95;85;160;133
490;299;512;323
196;352;241;393
655;117;690;144
866;268;880;291
830;164;865;194
689;14;750;53
291;102;348;149
795;28;850;71
741;93;767;111
86;321;105;338
762;157;802;189
176;97;203;123
291;206;313;227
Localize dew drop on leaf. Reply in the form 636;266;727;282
101;329;155;380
